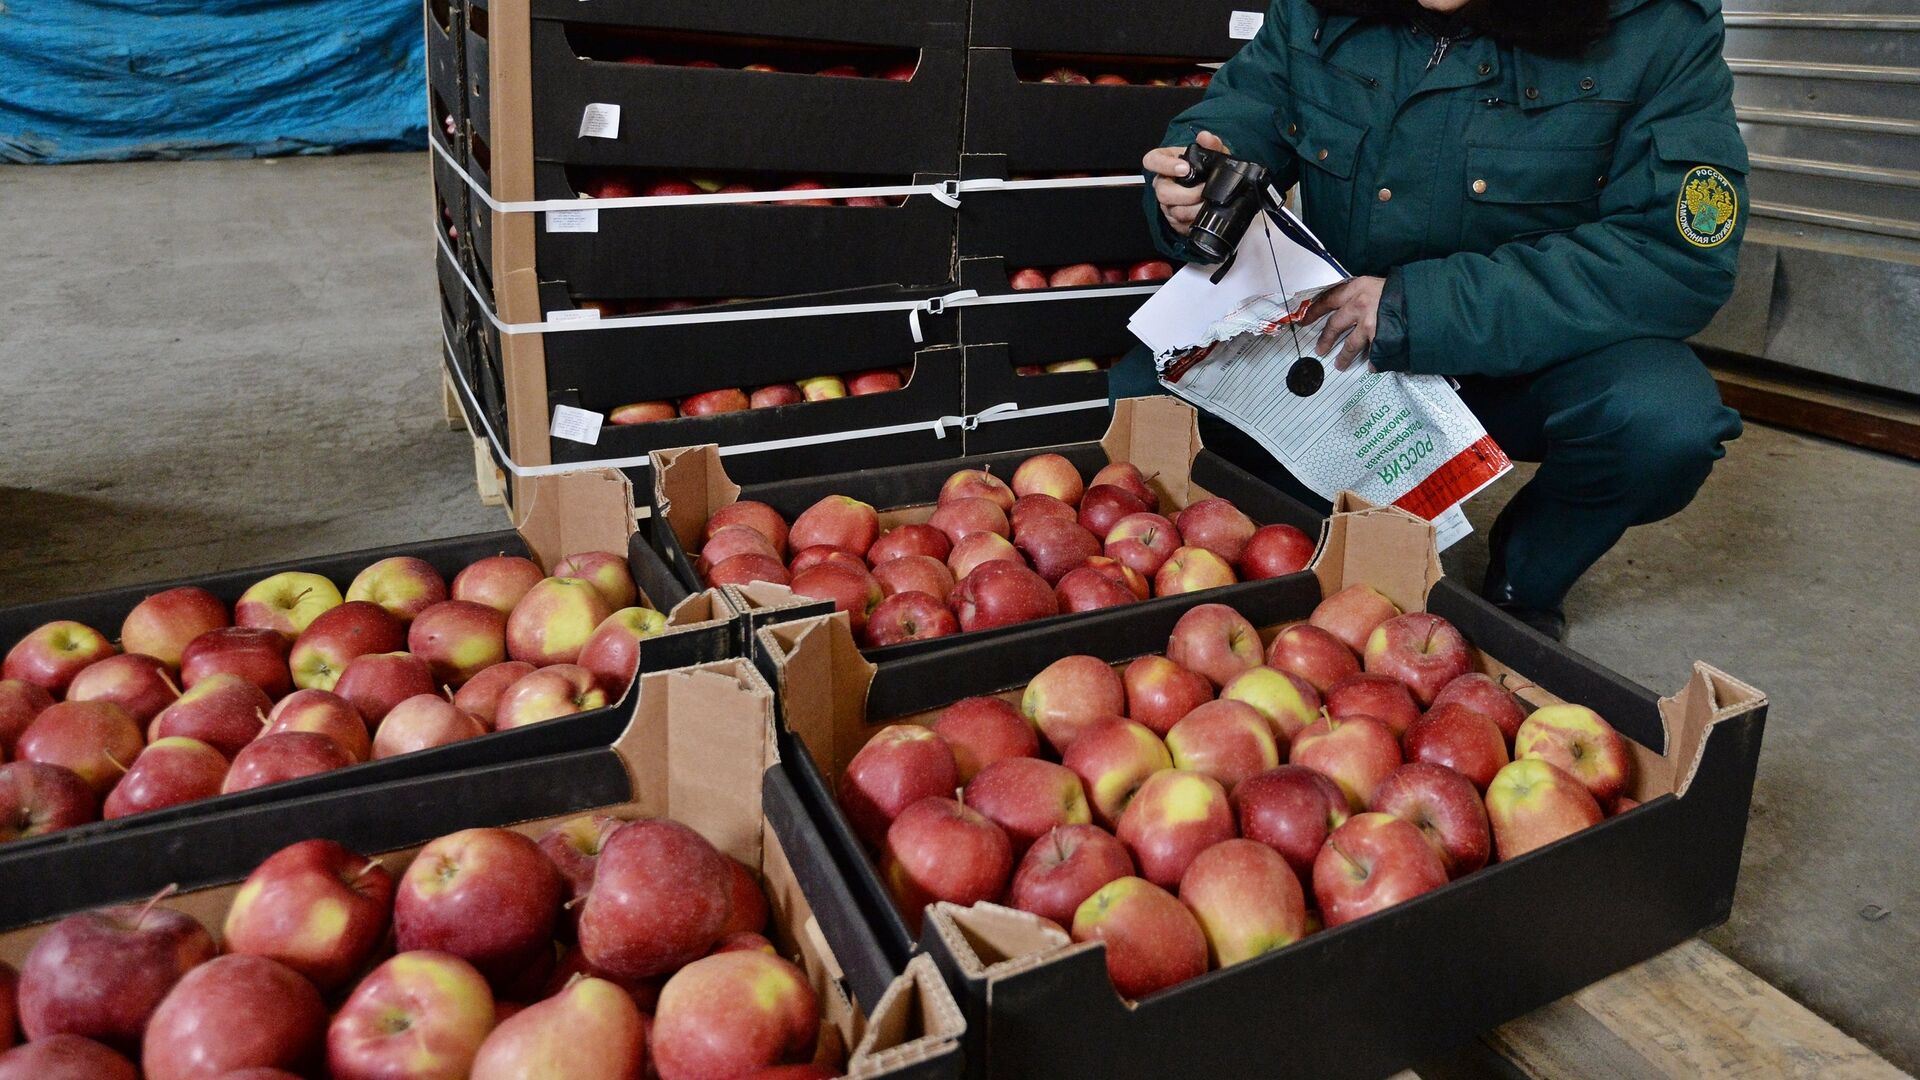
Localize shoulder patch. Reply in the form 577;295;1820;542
1677;166;1738;248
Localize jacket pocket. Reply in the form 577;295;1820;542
1651;117;1750;175
1457;141;1610;253
1277;96;1368;248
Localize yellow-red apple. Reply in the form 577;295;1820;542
1115;769;1234;888
119;586;229;671
1513;705;1632;805
652;952;820;1080
1485;758;1603;860
451;555;546;615
1289;713;1401;810
346;557;449;623
1021;654;1126;755
1179;838;1306;966
1165;603;1263;688
236;572;343;640
328;951;495;1080
1070;876;1206;999
1309;584;1400;655
224;839;394;991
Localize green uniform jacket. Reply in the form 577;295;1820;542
1149;0;1750;378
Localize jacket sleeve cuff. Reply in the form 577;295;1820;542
1369;269;1410;372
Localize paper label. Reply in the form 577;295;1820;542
1229;10;1265;39
546;207;599;232
578;103;621;139
550;404;605;445
546;308;602;324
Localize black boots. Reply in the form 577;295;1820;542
1481;508;1569;642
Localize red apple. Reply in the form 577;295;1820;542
868;524;951;566
263;689;370;762
1055;566;1139;613
938;468;1016;512
1009;824;1134;927
0;761;97;840
18;896;217;1051
0;1034;136;1080
930;696;1037;781
506;578;614;667
929;498;1010;546
1127;259;1175;281
1062;717;1171;828
1153;546;1236;596
492;664;607;730
1048;263;1101;288
704;526;781;579
609;400;677;424
652;951;819;1080
539;813;625;918
1166;700;1280;790
789;496;880;558
1010;493;1077;536
1289;714;1401;811
864;591;958;647
579;818;732;979
1312;812;1449;927
224;839;394;991
1104;513;1181;577
1090;462;1158;510
101;737;226;819
883;797;1013;931
1363;612;1473;707
408;600;509;686
1231;765;1350;886
290;601;406;692
871;554;955;603
334;651;434;725
119;589;231;671
707;553;790;588
1309;584;1401;655
1485;758;1604;860
1021;654;1125;755
1010;454;1084;504
951;561;1058;632
1173;499;1255;566
396;828;563;985
346;557;449;623
1081;555;1151;600
1324;672;1421;738
236;572;343;640
551;552;639;612
1370;762;1491;878
722;857;770;935
1115;769;1234;888
1179;838;1307;967
837;724;959;849
705;502;790;557
1076;485;1149;540
750;385;804;409
1014;517;1100;584
451;555;547;615
4;621;115;696
790;563;884;635
1429;672;1528;744
65;653;177;726
848;369;903;395
1264;623;1359;693
947;532;1022;581
1238;524;1316;580
963;757;1091;858
0;680;54;757
1070;877;1206;999
180;627;291;698
141;955;326;1080
1403;703;1509;791
470;975;644;1080
788;546;861;577
1040;66;1091;84
1513;704;1633;805
1165;603;1263;688
1178;72;1213;87
576;607;669;698
1121;655;1214;737
681;388;750;416
451;660;536;728
222;731;353;792
1220;665;1320;743
1008;267;1049;290
16;701;141;796
328;951;495;1080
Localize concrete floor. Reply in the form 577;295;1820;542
2;154;1916;1072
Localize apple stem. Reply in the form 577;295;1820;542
103;750;131;776
293;587;312;604
134;883;179;929
1329;840;1365;879
257;707;271;729
159;668;182;696
563;894;589;912
442;685;456;703
349;858;384;886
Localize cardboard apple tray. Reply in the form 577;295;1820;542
0;657;966;1079
754;497;1768;1079
0;468;756;923
648;396;1324;662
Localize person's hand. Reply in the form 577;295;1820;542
1305;275;1386;370
1143;131;1230;236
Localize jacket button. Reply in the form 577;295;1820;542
1597;175;1608;187
1317;148;1329;161
1524;86;1540;100
1472;179;1488;194
1287;123;1298;135
1378;187;1392;202
1477;62;1492;76
1581;77;1596;91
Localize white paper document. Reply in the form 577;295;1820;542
1129;209;1509;550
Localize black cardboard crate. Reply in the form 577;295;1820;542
466;0;492;142
757;502;1767;1080
968;0;1263;59
957;157;1158;265
426;0;465;124
959;344;1112;455
961;49;1206;173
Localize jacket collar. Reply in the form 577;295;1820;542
1307;0;1612;57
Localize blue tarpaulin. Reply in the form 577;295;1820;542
0;0;427;163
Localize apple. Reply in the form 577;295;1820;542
837;724;959;849
141;955;326;1080
223;731;353;792
0;681;54;756
236;572;345;640
1236;524;1315;580
16;701;142;795
864;591;957;647
1070;877;1207;999
0;1034;136;1080
681;388;750;416
878;60;917;80
1008;824;1134;927
963;757;1091;858
1153;545;1237;596
722;857;769;935
609;400;676;424
573;607;668;698
947;532;1022;581
1173;499;1256;565
1010;454;1084;504
505;578;614;667
1090;462;1158;510
1082;555;1151;600
101;737;226;818
224;838;394;991
65;653;177;726
1289;714;1401;811
708;553;790;588
334;651;435;725
790;563;884;635
1429;672;1528;744
1485;759;1604;860
867;524;949;566
929;497;1010;546
1363;613;1473;707
952;561;1058;632
1179;838;1306;967
798;376;848;401
3;621;115;697
367;691;485;757
1370;762;1491;878
706;502;790;556
1264;623;1358;693
1103;513;1181;577
883;797;1013;930
788;546;861;577
1309;584;1401;654
652;951;819;1080
1055;566;1139;612
929;697;1036;781
179;627;291;697
408;600;509;686
1323;672;1421;737
451;660;536;728
346;557;449;623
497;663;613;730
1076;485;1149;540
1166;700;1280;790
938;468;1016;512
1312;812;1449;927
1061;717;1171;827
848;369;903;395
1021;654;1125;755
396;827;562;985
1014;518;1100;585
263;689;370;762
17;895;216;1051
538;813;625;918
790;496;879;558
1048;263;1101;288
1008;267;1049;290
1220;666;1321;743
0;761;98;840
750;385;804;409
871;554;955;603
328;951;495;1080
1403;703;1509;791
1231;765;1350;885
579;818;732;978
120;587;230;669
290;601;406;691
1513;704;1632;804
1009;493;1076;536
451;555;547;615
469;975;643;1080
1165;603;1263;688
1048;358;1101;373
1115;769;1234;888
1179;71;1213;86
1121;656;1213;737
551;552;639;611
1127;259;1175;281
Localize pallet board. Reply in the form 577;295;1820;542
1711;365;1920;462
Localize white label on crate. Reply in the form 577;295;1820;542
546;207;600;232
550;405;605;445
1229;10;1265;38
578;103;621;139
546;308;602;324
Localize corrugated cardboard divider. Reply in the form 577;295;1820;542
510;463;639;569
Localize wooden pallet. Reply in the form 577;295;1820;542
1402;939;1908;1080
1711;364;1920;462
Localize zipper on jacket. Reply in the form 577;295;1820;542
1426;35;1453;71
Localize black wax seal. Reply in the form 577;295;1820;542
1286;356;1324;397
